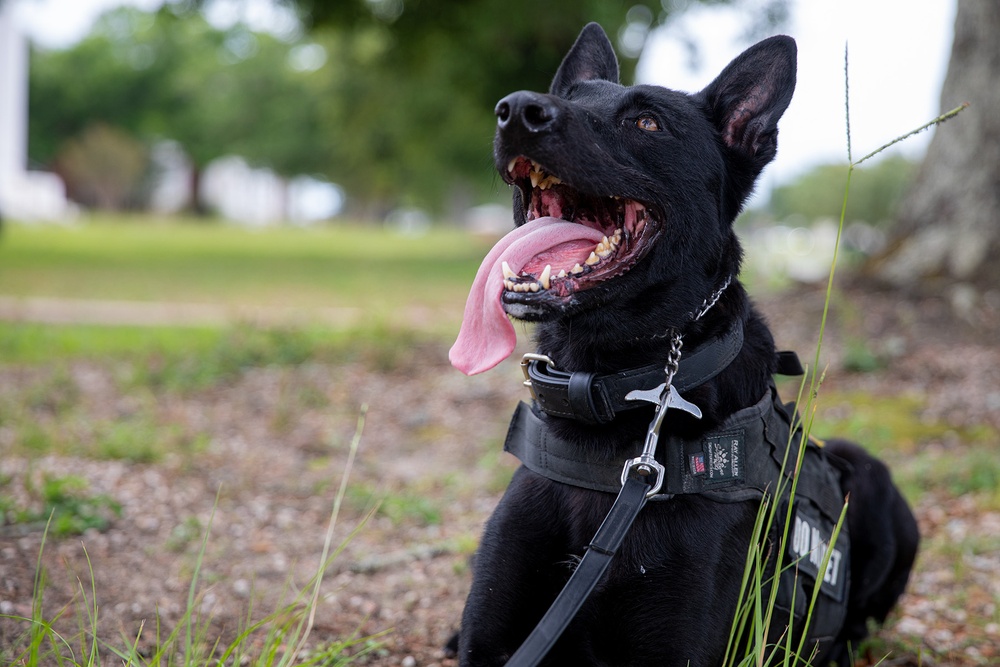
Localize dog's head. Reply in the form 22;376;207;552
450;23;795;375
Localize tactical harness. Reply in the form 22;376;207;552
501;328;852;666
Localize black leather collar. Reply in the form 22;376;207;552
523;323;745;424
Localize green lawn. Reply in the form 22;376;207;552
0;216;495;317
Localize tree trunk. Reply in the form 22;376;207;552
188;164;209;216
865;0;1000;290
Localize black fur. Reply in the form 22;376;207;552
456;23;918;666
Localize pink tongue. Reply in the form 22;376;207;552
449;217;604;375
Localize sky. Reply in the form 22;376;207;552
13;0;957;195
638;0;957;197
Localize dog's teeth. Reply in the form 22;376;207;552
530;170;542;188
539;265;552;290
597;246;612;259
557;269;568;279
504;279;515;290
507;158;518;173
571;263;584;274
529;282;540;292
585;252;600;266
502;261;516;280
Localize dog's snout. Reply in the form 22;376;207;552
495;92;559;133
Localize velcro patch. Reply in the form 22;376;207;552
788;505;848;602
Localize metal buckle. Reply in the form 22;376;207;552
520;353;556;399
621;454;666;498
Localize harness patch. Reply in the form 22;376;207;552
789;506;847;602
690;429;745;485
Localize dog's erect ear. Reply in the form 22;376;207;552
700;35;796;164
550;22;620;96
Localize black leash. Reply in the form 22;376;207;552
503;281;731;666
506;337;702;666
504;476;652;667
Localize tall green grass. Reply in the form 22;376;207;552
718;49;968;666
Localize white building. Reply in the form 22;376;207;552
0;0;70;221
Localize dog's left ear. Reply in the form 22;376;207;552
699;35;796;165
550;22;620;96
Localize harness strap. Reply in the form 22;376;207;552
504;477;652;667
505;387;778;500
525;324;745;424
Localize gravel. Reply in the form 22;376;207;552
1;285;998;666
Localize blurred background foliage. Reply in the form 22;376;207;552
26;0;801;219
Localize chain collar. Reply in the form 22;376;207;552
628;275;733;346
660;275;733;388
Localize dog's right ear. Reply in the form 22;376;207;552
550;22;620;96
699;35;797;167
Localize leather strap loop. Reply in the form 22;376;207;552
566;371;600;424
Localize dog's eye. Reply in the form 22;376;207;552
636;116;660;132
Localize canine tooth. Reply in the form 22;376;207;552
571;263;584;274
502;261;516;280
585;252;600;266
507;158;518;173
539;265;552;290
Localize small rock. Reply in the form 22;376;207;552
402;656;417;667
233;578;251;597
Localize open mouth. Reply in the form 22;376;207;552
500;157;659;300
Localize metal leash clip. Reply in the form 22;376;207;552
622;333;703;498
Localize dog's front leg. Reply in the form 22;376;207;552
458;468;579;667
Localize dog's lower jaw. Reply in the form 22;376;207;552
502;301;551;321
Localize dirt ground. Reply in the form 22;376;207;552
1;284;999;666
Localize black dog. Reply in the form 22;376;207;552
449;23;918;666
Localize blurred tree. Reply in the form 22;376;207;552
866;0;1000;290
248;0;789;215
28;6;330;212
768;155;917;226
57;123;149;209
30;0;789;216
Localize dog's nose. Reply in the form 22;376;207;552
495;92;559;133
